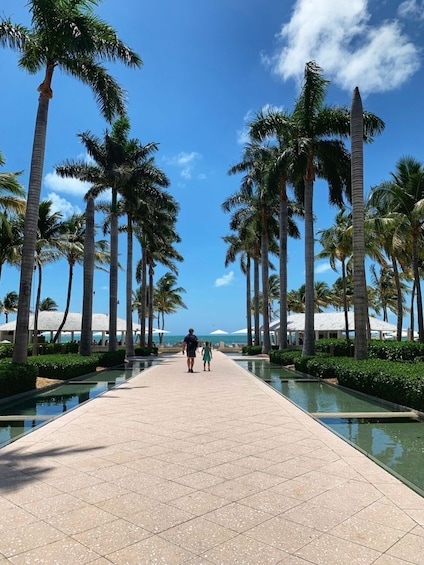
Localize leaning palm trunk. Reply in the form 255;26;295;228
148;264;154;347
139;252;147;347
341;259;350;340
351;87;368;359
303;177;315;356
126;216;135;357
53;262;74;343
13;94;50;363
80;194;95;356
279;180;288;349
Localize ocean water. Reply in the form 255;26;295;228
46;332;248;347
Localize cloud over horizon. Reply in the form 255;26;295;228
215;271;235;287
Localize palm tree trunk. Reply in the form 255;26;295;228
13;94;50;363
126;216;135;357
391;256;403;341
32;263;42;356
253;255;260;346
246;255;253;347
148;263;154;347
412;238;424;342
53;263;73;343
80;194;95;356
342;259;350;340
140;250;147;347
261;216;271;354
303;177;315;356
279;180;288;349
109;190;118;351
351;87;368;360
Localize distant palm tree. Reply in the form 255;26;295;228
1;0;142;363
154;273;187;344
1;291;18;322
39;297;58;311
0;150;25;214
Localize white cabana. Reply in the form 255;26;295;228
0;311;141;345
269;312;398;346
210;329;229;335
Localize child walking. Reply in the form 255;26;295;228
202;341;212;371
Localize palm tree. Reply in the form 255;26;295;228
0;212;23;284
2;291;19;322
291;63;384;356
154;273;187;344
0;150;25;214
370;156;424;342
55;117;141;352
31;200;63;354
226;142;281;353
53;213;109;343
316;209;352;339
249;108;304;349
1;1;142;363
39;297;58;311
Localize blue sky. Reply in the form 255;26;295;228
1;0;424;334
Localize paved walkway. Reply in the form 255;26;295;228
1;352;423;564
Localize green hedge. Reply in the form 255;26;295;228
298;356;424;412
242;345;263;355
27;353;99;379
134;346;158;356
95;348;126;367
269;349;302;366
0;361;38;399
314;338;355;357
367;340;424;361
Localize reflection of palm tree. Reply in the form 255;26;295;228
2;2;141;364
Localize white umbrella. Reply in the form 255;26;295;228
210;329;228;335
153;329;169;334
232;328;248;334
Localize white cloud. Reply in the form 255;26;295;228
163;151;204;180
215;271;235;287
44;171;89;197
398;0;424;19
269;0;420;95
47;192;82;219
315;262;334;274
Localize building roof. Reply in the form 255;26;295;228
269;312;397;333
0;312;140;333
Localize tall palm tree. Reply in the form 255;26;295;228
55;117;143;352
226;142;280;353
249;108;304;349
369;156;424;342
117;153;173;358
223;231;257;345
1;1;142;363
291;62;384;356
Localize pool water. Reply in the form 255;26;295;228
236;358;424;497
0;359;154;448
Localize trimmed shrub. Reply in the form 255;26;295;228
0;361;38;399
368;340;424;362
242;345;263;356
314;338;354;357
0;344;14;359
269;349;302;366
27;353;99;379
96;348;126;367
134;346;158;356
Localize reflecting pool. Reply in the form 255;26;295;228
0;359;154;448
235;357;424;497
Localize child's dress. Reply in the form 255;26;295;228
202;345;212;362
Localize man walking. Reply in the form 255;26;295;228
182;328;198;373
